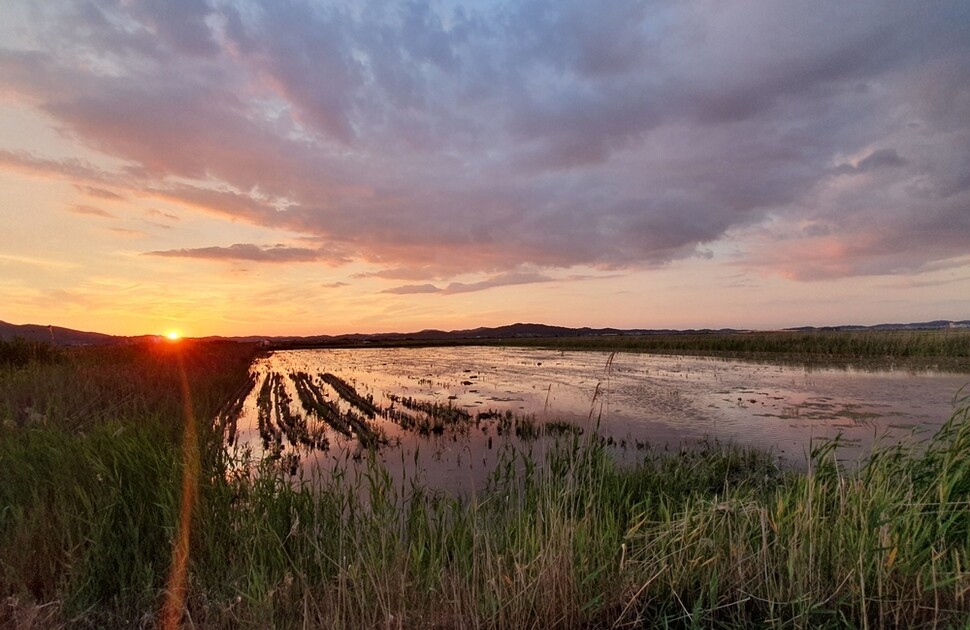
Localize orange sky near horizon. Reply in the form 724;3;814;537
2;1;969;338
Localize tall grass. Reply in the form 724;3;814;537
0;338;63;368
2;344;968;628
0;340;256;627
504;329;970;366
176;403;970;629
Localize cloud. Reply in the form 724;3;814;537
68;204;115;219
354;268;443;281
383;272;553;295
109;227;147;238
885;272;970;290
737;188;970;281
1;0;969;283
145;208;180;221
75;185;125;200
0;253;76;270
833;148;907;175
0;150;117;184
127;0;218;58
146;243;336;263
382;283;441;295
142;220;173;230
322;281;348;289
442;272;553;294
856;148;906;171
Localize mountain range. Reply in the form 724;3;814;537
2;319;968;347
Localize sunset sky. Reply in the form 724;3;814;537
2;1;969;337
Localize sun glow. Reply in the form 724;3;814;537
166;331;181;341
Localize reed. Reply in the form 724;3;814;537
0;340;256;626
504;329;970;370
1;343;968;628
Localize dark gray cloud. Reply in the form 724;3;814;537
833;148;907;175
856;149;906;171
1;0;969;281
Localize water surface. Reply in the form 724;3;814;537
231;347;968;493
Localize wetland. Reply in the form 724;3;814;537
2;332;969;628
230;346;969;492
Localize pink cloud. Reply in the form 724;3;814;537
146;243;345;264
382;272;553;295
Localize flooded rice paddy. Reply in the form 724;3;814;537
227;347;969;493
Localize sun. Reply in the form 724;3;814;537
165;331;181;341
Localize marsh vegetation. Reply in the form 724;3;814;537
502;329;970;370
1;332;968;628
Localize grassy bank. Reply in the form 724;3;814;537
2;341;969;628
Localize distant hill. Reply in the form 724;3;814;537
4;319;968;348
239;322;721;349
785;320;970;332
0;320;117;346
257;320;970;349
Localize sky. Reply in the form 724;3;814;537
1;0;969;337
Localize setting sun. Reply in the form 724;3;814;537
165;331;181;341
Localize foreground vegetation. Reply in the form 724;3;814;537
1;339;969;628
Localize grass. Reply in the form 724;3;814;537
557;329;970;354
0;338;64;368
0;340;256;627
288;329;970;371
1;340;969;628
504;329;970;369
